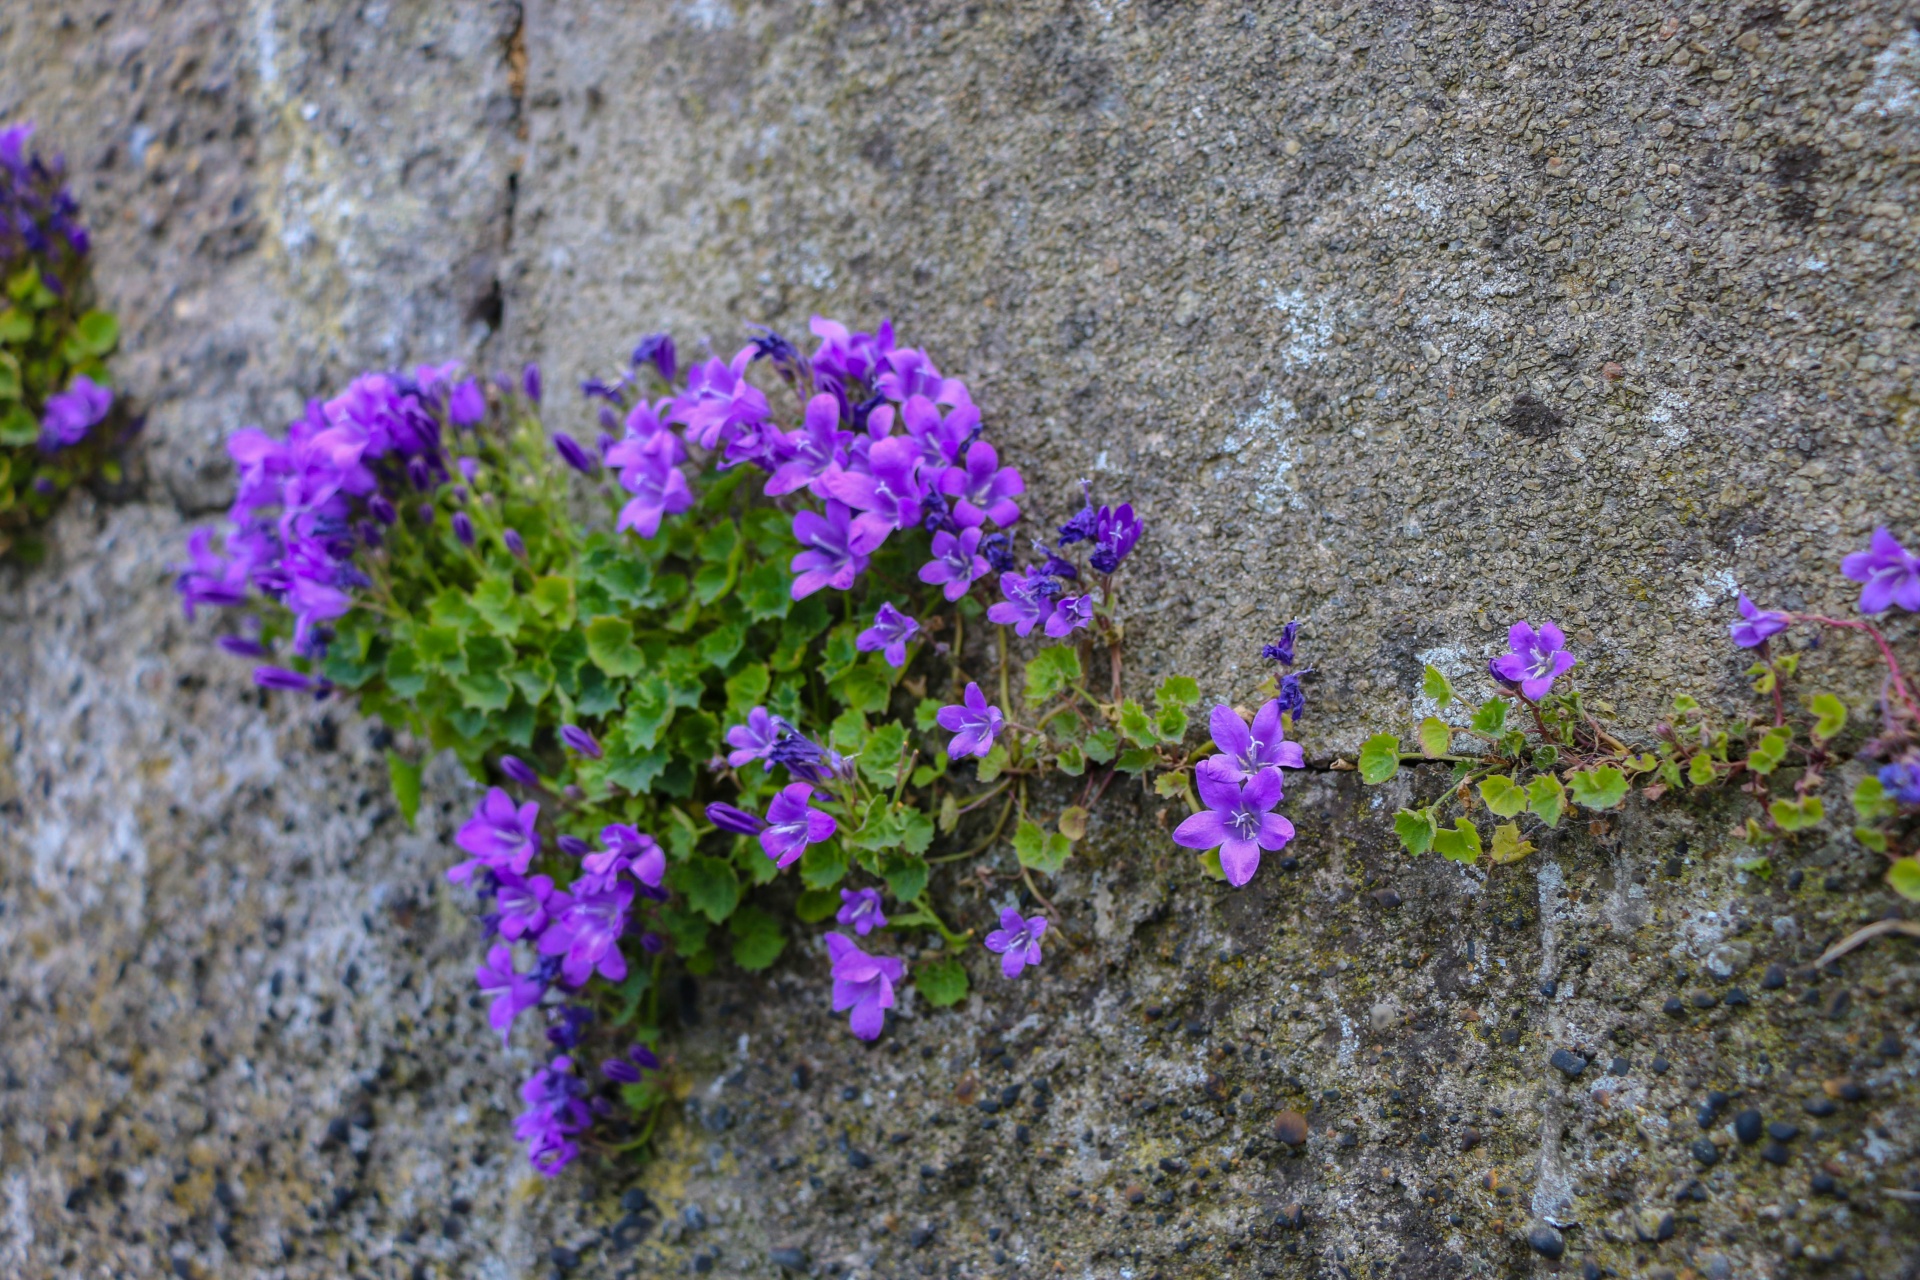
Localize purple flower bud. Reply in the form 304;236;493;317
406;456;432;492
705;802;766;836
553;433;597;475
253;666;313;692
979;532;1016;574
1276;671;1309;721
32;476;56;494
452;512;475;546
596;432;616;459
417;503;435;525
499;755;540;787
631;333;677;384
523;362;542;404
639;932;665;955
546;1004;594;1050
360;521;384;549
560;725;603;758
449;379;487;427
1262;620;1300;666
217;635;267;658
598;405;619;431
602;1043;662;1084
556;834;592;857
368;494;397;525
456;456;480;483
503;528;527;559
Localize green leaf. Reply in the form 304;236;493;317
1057;805;1089;842
914;697;944;733
1855;826;1890;853
691;520;741;604
507;654;555;706
1055;743;1086;776
1808;693;1847;743
728;905;786;971
1153;703;1189;743
859;722;910;788
724;663;770;721
75;309;119;354
913;956;970;1008
1470;699;1509;736
1687;751;1717;787
1024;646;1084;706
1488;822;1535;864
620;678;676;752
737;559;793;621
1114;747;1155;774
604;744;668;794
673;856;741;924
1421;664;1455;709
469;576;523;638
454;669;513;712
1568;766;1629;810
1155;675;1201;709
1853;776;1897;823
1082;728;1117;764
1887;857;1920;902
383;645;427;698
1357;733;1402;784
976;743;1009;783
1478;774;1527;818
1417;717;1453;759
529;575;573;620
1671;693;1699;715
1748;661;1777;694
1746;725;1791;776
880;851;929;903
415;624;465;674
1769;795;1824;833
1117;700;1155;748
660;905;711;958
1525;774;1565;828
386;752;422;829
0;401;34;446
0;308;30;342
697;619;745;670
1012;818;1072;874
1431;820;1482;865
795;888;841;923
1393;807;1436;856
830;660;892;715
798;840;848;890
0;353;18;400
584;616;647;678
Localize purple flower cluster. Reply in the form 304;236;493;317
1488;621;1576;701
1172;698;1305;886
1261;619;1310;722
451;781;675;1174
176;363;499;663
39;373;112;451
986;482;1140;640
0;123;89;266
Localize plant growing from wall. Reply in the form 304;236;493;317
180;320;1304;1175
0;122;126;562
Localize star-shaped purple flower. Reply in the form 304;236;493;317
1171;757;1295;888
1206;699;1307;783
1881;760;1920;806
919;526;991;601
790;499;871;598
39;374;113;449
760;782;839;869
826;931;904;1041
938;440;1025;528
1728;594;1790;649
837;887;888;936
766;392;848;497
579;824;666;896
476;944;545;1044
1841;527;1920;614
824;435;923;552
984;908;1048;979
1044;594;1095;638
493;870;556;940
451;788;542;883
726;706;786;769
1487;621;1577;700
986;567;1056;637
937;683;1005;759
538;881;634;987
856;603;920;668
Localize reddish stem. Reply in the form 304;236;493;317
1756;638;1786;727
1786;613;1920;723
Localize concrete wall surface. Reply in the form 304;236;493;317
2;1;1919;1277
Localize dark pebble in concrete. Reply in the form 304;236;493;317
1768;1121;1799;1142
1526;1225;1564;1259
1735;1110;1763;1144
1760;963;1786;990
1724;988;1750;1006
1810;1172;1842;1197
1650;1056;1671;1074
620;1188;652;1214
1549;1049;1587;1078
1608;1056;1630;1075
1663;997;1686;1016
1691;1138;1720;1166
1761;1141;1791;1165
1803;1097;1838;1117
549;1247;579;1271
1692;992;1719;1009
770;1247;808;1270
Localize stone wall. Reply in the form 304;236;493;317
3;1;1919;1277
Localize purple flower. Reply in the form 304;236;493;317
608;428;693;538
725;706;786;769
39;374;112;449
1728;594;1790;649
476;944;545;1044
1487;621;1577;700
1089;503;1143;575
493;870;556;940
448;379;486;427
216;635;266;658
1206;699;1306;783
639;931;666;955
899;394;977;472
918;526;990;601
1171;758;1295;888
503;528;528;559
523;362;543;403
875;349;970;409
707;802;767;836
1262;620;1300;666
451;511;475;546
837;887;888;936
1841;527;1920;614
760;782;839;869
809;315;894;395
824;435;923;552
826;931;904;1041
498;755;540;787
545;1004;595;1050
769;730;842;785
450;788;542;883
631;332;677;383
253;666;314;692
984;908;1047;979
766;393;848;497
539;881;635;987
938;440;1025;528
580;825;666;895
1058;485;1099;545
1880;760;1920;806
673;349;771;453
174;530;253;616
1276;671;1308;722
979;532;1016;574
603;1043;663;1084
1043;594;1095;638
986;567;1056;636
936;682;1005;759
556;834;592;858
790;500;871;598
856;603;921;668
553;432;598;475
514;1057;589;1176
560;725;602;759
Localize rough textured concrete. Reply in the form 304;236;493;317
4;1;1920;1277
